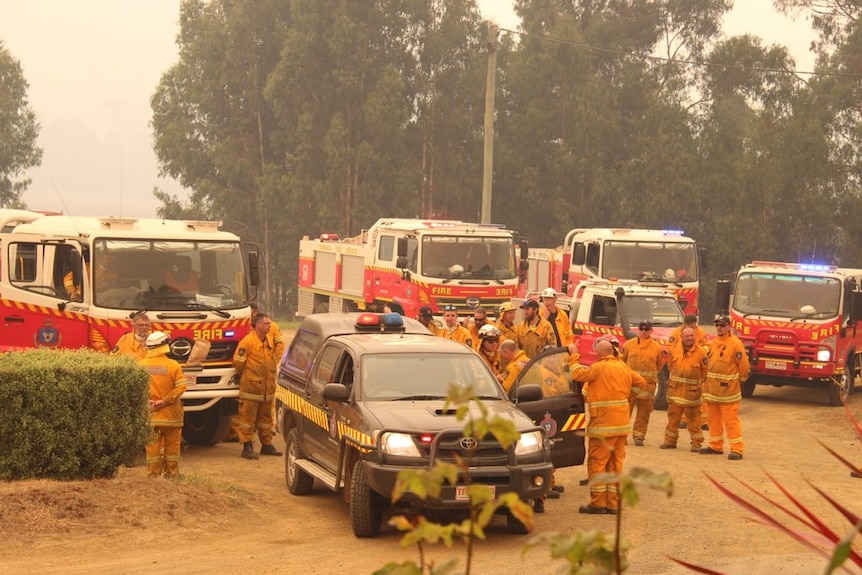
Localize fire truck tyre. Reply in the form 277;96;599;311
350;460;383;538
741;380;756;398
653;365;669;411
285;429;314;495
829;354;857;406
182;410;231;446
506;507;530;534
314;302;329;314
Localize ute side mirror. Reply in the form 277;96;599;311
323;383;350;403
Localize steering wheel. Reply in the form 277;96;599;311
217;284;235;296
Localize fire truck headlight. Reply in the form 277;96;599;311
816;349;831;362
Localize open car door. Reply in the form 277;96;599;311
509;347;586;468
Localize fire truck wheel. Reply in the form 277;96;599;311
829;353;857;406
741;380;756;398
183;410;231;446
653;366;669;411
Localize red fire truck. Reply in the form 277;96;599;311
296;218;526;319
0;210;260;444
523;228;701;315
716;261;862;405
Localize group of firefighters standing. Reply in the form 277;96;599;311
416;290;751;515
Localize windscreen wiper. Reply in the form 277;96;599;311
184;301;231;319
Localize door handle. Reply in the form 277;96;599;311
4;316;25;323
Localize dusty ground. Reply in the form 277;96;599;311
2;368;860;574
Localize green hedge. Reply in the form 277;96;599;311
0;349;151;480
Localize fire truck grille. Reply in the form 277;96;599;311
434;298;509;315
205;341;238;362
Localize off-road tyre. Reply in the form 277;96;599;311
285;429;314;495
350;460;382;538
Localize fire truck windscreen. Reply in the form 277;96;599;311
733;272;841;319
601;241;697;283
619;295;686;327
419;236;516;280
93;239;249;310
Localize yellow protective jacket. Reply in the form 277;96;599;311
621;336;664;399
500;349;529;393
542;307;574;347
514;317;555;359
572;355;646;438
140;352;187;427
703;333;750;403
478;347;501;375
438;325;473;348
666;344;708;407
110;332;147;360
666;325;709;349
495;319;517;343
269;321;286;362
233;332;278;402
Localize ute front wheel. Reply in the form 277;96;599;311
285;429;315;495
350;460;383;538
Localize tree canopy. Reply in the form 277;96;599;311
151;0;862;315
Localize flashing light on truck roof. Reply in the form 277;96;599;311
750;261;837;273
355;312;405;332
660;229;684;236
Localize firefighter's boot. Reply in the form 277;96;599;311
241;441;259;460
260;444;282;456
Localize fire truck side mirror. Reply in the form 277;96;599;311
397;237;408;258
699;246;708;270
572;243;586;266
396;256;408;269
248;251;260;287
518;239;529;261
850;291;862;324
715;279;731;314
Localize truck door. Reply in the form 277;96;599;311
509;348;586;468
373;234;398;302
0;237;89;350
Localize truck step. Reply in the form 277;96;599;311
295;459;340;491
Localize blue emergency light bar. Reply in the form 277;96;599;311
798;263;834;272
355;312;405;332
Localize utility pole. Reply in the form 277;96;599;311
480;22;498;225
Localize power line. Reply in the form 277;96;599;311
500;27;862;80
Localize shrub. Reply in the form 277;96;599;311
0;349;150;480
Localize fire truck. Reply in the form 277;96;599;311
296;218;526;319
523;228;700;315
0;210;259;444
716;261;862;406
517;278;687;409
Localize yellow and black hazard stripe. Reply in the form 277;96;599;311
276;385;373;453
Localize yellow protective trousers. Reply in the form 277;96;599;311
587;435;627;510
146;426;182;478
237;398;275;446
664;403;704;448
706;400;743;454
628;396;654;441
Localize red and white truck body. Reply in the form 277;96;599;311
523;228;700;315
0;210;259;444
718;261;862;405
297;218;524;318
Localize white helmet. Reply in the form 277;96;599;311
146;331;170;349
664;268;676;281
478;324;501;339
540;287;557;299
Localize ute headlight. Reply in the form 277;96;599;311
380;432;421;457
515;430;544;456
817;349;831;362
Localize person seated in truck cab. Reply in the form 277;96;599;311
161;256;199;293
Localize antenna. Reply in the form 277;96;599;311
49;179;82;237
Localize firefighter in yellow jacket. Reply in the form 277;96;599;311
476;324;502;374
621;320;664;446
660;326;708;451
140;331;187;478
233;313;282;460
540;287;574;347
110;312;152;360
666;313;709;431
437;305;473;347
498;339;530;393
700;315;750;460
572;339;646;514
514;299;555;359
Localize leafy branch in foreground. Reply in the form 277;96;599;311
672;399;862;574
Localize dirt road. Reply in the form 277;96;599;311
2;381;859;574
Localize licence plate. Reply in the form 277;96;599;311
455;485;495;501
764;361;786;371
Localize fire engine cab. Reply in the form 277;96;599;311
717;261;862;405
0;210;259;444
524;228;700;315
297;218;526;319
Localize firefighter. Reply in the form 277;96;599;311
476;324;502;374
233;313;282;460
437;305;473;348
110;312;152;360
660;326;708;451
539;287;573;347
621;321;664;446
495;302;517;342
514;299;554;359
700;314;750;460
666;313;709;430
572;339;646;514
140;331;187;478
417;305;440;335
497;339;529;393
468;307;490;348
